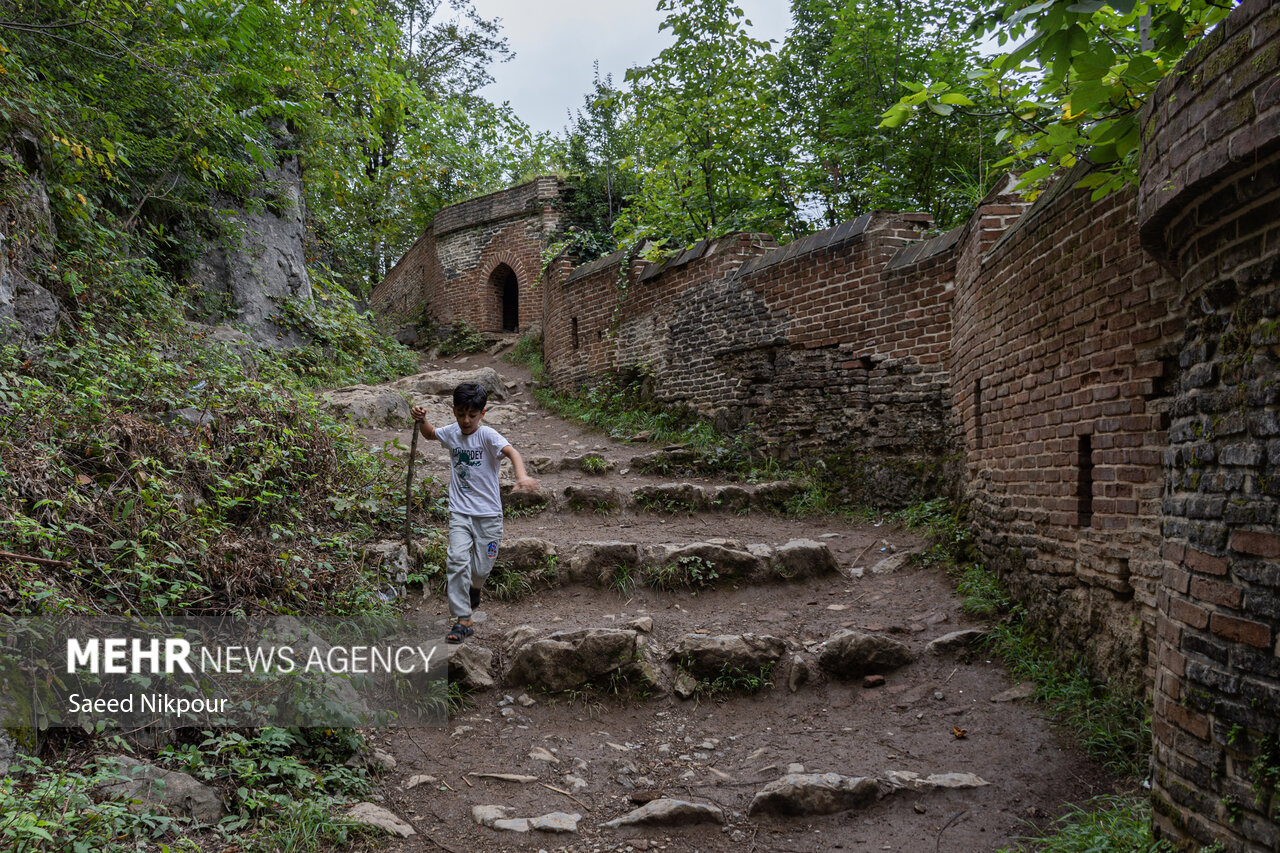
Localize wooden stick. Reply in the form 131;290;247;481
405;420;420;549
0;550;72;568
540;782;591;811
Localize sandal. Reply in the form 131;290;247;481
446;622;474;644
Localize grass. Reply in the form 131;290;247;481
697;662;774;697
487;555;559;600
646;555;719;591
999;793;1173;852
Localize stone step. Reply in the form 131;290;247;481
500;479;805;517
492;536;840;590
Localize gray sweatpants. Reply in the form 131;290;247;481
446;513;503;620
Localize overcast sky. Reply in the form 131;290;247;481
467;0;796;136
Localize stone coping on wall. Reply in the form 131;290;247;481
430;176;562;239
886;224;962;271
733;213;878;279
562;247;629;286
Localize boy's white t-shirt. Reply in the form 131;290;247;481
435;423;508;517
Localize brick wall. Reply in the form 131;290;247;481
369;177;562;333
542;212;975;505
952;168;1182;687
1139;1;1280;848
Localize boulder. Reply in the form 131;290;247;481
96;756;225;824
447;643;495;691
565;541;640;584
711;485;752;512
767;539;840;580
388;367;506;402
602;798;725;829
747;773;880;816
505;628;647;692
818;630;913;679
498;538;557;572
322;386;412;427
644;540;763;581
632;482;705;511
668;633;786;680
752;480;804;511
564;485;623;514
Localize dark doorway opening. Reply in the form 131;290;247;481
490;264;519;332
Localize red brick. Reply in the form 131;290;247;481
1229;530;1280;558
1184;549;1229;576
1190;577;1243;609
1169;597;1211;630
1210;613;1272;647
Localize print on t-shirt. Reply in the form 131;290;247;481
451;446;483;492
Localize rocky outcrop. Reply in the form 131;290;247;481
187;141;311;347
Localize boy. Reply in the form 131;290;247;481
411;382;538;643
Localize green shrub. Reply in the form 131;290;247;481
437;320;486;356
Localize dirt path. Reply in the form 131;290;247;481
356;348;1112;853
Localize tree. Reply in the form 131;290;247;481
555;67;642;262
778;0;997;228
616;0;797;251
881;0;1236;199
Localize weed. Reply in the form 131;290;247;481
647;555;719;591
998;792;1174;852
488;555;559;600
503;332;546;382
608;563;638;593
580;454;610;475
696;662;774;697
437;320;486;356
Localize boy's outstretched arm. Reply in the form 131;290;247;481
501;445;539;493
410;405;437;440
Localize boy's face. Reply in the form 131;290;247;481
453;405;486;435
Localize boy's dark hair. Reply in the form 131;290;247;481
453;382;488;411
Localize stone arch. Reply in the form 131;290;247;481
481;251;529;333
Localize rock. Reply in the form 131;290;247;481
669;633;786;680
565;541;640;584
504;625;542;652
646;540;763;581
526;455;556;474
883;770;990;791
492;818;530;832
565;453;616;474
517;693;537;706
346;748;396;773
498;538;557;572
673;670;698;700
529;747;559;763
447;643;495;690
96;756;226;824
529;812;582;832
504;628;648;692
345;802;415;837
871;552;916;574
405;774;437;789
991;681;1037;702
624;616;654;633
752;480;804;511
818;630;914;679
187;149;312;347
322;385;412;427
564;774;589;792
712;485;752;512
926;629;988;655
787;655;812;693
602;798;726;829
564;485;623;514
767;539;841;580
388;367;507;401
632;482;706;511
863;674;886;688
747;773;880;817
